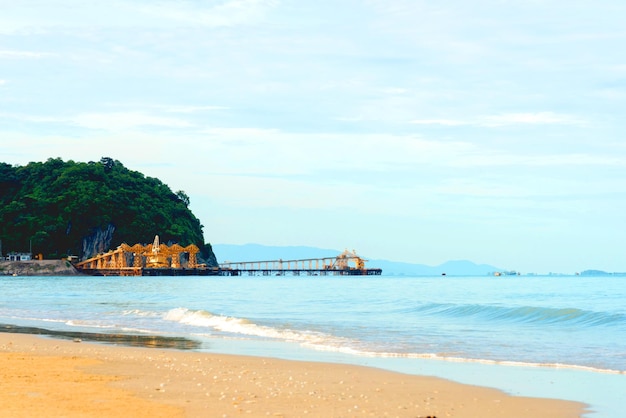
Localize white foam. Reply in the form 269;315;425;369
163;307;353;346
312;348;626;375
65;320;117;329
122;309;160;318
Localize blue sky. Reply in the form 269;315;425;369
2;1;625;273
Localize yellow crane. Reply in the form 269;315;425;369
75;235;200;273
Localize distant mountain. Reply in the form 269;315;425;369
212;244;502;276
580;269;612;276
368;258;502;276
579;270;626;276
213;244;339;263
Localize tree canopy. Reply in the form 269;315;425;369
0;157;215;264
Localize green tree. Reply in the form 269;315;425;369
0;158;216;265
176;190;190;206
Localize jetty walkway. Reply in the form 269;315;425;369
74;237;381;276
219;250;382;276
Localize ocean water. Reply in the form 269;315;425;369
1;274;624;416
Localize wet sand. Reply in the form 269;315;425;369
0;333;587;417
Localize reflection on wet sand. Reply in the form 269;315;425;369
0;323;201;350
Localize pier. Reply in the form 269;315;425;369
218;250;382;276
74;238;382;276
76;267;222;277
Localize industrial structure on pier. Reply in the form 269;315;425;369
219;249;382;276
75;235;204;276
74;236;382;276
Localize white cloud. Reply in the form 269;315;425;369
409;118;467;126
450;152;626;169
380;87;409;95
135;0;279;28
71;112;193;131
0;50;51;59
0;111;195;131
203;127;280;137
479;112;585;127
162;105;230;113
0;0;279;34
100;103;230;114
410;112;585;128
0;112;60;123
4;117;615;178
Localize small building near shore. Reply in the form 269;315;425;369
6;252;32;261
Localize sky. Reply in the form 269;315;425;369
1;0;625;274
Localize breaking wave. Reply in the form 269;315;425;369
163;307;354;347
160;307;625;374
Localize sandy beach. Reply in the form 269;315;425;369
0;333;586;417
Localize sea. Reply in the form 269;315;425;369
1;274;624;417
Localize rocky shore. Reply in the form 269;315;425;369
0;260;82;276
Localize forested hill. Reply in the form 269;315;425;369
0;157;217;265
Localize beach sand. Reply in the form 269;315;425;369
0;333;586;417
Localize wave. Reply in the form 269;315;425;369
161;308;625;374
122;309;161;318
411;303;625;328
164;308;626;374
163;307;355;346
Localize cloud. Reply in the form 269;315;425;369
450;152;626;169
410;112;585;128
0;0;279;34
409;118;466;127
4;114;615;177
100;103;230;114
0;110;194;131
161;105;230;113
203;127;280;137
0;112;61;123
71;112;193;131
479;112;585;127
0;50;51;59
134;0;279;28
379;87;409;95
140;105;230;114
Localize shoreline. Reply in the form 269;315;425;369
0;323;201;350
0;332;587;417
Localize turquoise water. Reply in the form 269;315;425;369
1;275;624;416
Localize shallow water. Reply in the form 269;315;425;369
1;274;624;416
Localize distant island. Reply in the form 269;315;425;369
0;157;217;266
